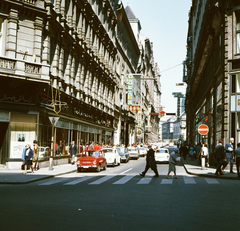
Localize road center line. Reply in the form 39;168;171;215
120;168;132;175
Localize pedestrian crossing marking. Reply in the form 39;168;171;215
89;175;115;185
37;175;222;186
161;179;173;184
64;176;95;185
137;177;152;184
205;178;219;184
183;176;196;184
113;175;135;184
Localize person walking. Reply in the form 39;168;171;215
214;140;225;176
22;144;34;174
234;142;240;179
139;145;159;178
195;142;202;165
32;140;39;171
166;149;180;179
69;141;77;165
199;142;209;167
223;138;235;173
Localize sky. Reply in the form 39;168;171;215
121;0;192;114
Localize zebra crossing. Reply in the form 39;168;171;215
36;174;222;186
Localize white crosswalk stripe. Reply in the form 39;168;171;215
161;179;173;184
89;175;115;185
37;175;222;186
205;178;219;184
183;176;196;184
64;176;96;185
137;177;152;184
113;175;135;184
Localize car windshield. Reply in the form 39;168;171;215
82;151;99;157
102;149;113;153
156;149;168;153
139;148;145;150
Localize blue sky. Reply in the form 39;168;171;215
121;0;192;113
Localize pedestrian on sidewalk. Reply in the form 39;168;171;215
32;140;39;171
234;142;240;179
190;144;194;161
223;138;235;173
195;142;202;165
22;144;34;174
214;140;226;176
199;142;209;167
139;145;159;178
69;141;77;165
166;149;180;179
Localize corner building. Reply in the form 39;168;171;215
0;0;138;168
185;0;240;162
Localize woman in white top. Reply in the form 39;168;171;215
199;142;209;167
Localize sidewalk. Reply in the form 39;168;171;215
182;157;239;180
0;164;77;184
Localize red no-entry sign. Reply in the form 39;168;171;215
198;124;209;135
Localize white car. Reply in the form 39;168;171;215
138;147;147;157
155;148;170;163
102;147;121;166
127;147;139;159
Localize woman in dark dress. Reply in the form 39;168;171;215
22;144;34;174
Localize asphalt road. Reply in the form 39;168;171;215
1;157;240;231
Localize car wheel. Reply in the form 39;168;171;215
96;164;101;172
103;164;107;171
77;168;81;172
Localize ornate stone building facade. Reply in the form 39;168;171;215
0;0;161;168
184;0;240;160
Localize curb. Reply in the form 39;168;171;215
0;169;77;185
181;160;239;180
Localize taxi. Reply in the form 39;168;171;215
76;149;107;172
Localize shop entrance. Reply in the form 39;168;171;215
0;122;9;164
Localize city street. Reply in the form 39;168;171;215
1;158;240;231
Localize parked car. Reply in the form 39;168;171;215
138;147;147;157
116;147;130;163
76;149;107;172
155;148;170;163
127;147;139;159
38;146;51;158
102;147;121;166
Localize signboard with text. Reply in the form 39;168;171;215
128;105;141;111
128;74;133;105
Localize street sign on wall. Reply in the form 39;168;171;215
198;124;209;135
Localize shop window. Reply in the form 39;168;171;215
10;113;37;159
237;74;240;93
237;12;240;54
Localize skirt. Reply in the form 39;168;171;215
168;162;176;172
24;160;32;166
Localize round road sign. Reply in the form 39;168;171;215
198;124;209;135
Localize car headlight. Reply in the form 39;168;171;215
93;160;97;165
76;161;80;165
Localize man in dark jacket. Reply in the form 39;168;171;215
214;140;226;175
139;145;159;178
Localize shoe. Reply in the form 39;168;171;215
153;175;159;178
166;176;169;179
175;176;178;179
22;172;26;175
220;173;224;175
139;173;145;177
230;171;235;174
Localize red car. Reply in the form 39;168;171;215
76;149;107;172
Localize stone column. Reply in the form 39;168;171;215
6;8;18;58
